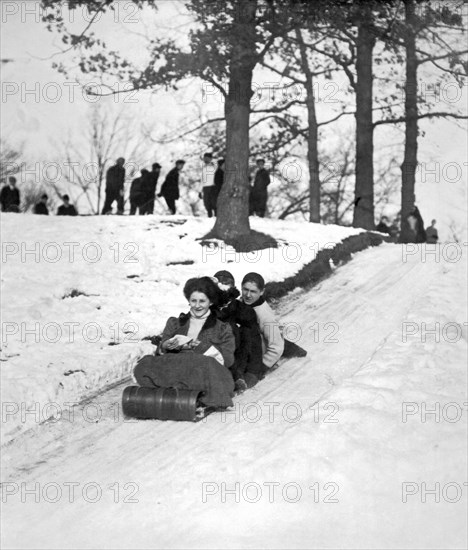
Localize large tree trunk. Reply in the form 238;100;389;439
400;0;418;243
353;12;376;230
296;28;320;223
212;0;257;242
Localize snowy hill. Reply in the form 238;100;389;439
0;213;364;443
1;226;466;549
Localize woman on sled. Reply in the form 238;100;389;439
133;277;236;410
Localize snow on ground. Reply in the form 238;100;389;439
1;238;466;549
0;213;363;443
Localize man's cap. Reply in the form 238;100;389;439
256;158;265;163
62;194;70;201
152;163;161;169
176;159;185;164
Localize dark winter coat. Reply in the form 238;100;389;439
376;221;390;234
141;170;159;207
130;177;145;202
159;311;235;368
143;170;159;196
215;295;264;381
105;164;125;192
134;310;235;408
34;202;49;215
250;168;271;213
426;226;438;244
57;204;78;216
159;167;180;200
0;185;20;212
252;168;270;194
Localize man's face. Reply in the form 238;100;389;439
257;161;264;169
242;281;263;305
176;163;184;171
203;156;212;164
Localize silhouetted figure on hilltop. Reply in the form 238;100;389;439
102;157;125;215
57;194;78;216
0;176;20;212
34;194;49;215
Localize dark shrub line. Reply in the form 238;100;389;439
266;231;389;301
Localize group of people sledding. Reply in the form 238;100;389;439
133;271;305;409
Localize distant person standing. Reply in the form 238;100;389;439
200;152;217;217
389;215;400;241
158;160;185;215
129;169;148;215
34;194;49;215
426;219;439;244
406;205;426;243
142;163;161;214
0;176;20;212
376;216;391;235
102;157;125;215
57;194;78;216
249;159;270;218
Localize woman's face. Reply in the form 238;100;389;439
241;281;264;305
189;291;212;318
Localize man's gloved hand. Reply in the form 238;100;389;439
234;378;248;393
244;372;259;388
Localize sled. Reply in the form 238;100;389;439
122;386;206;422
124;336;307;421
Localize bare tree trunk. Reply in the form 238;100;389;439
400;0;418;243
97;171;103;214
212;0;257;242
296;28;321;223
353;12;376;230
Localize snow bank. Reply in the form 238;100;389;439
1;213;363;444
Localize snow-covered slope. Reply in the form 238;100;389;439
1;239;466;549
0;213;363;443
